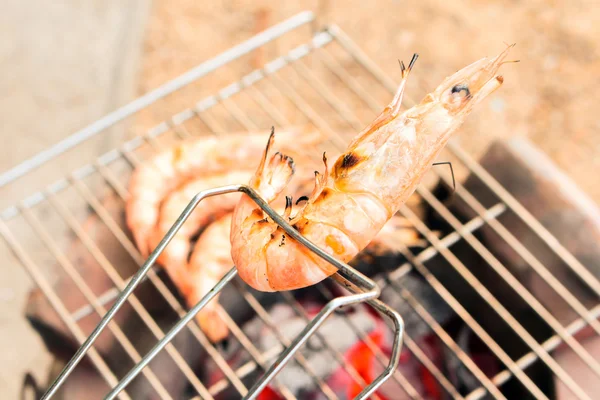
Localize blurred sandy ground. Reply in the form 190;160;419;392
138;0;600;201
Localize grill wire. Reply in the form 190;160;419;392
2;11;599;400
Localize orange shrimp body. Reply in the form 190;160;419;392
184;213;234;343
230;46;514;292
125;128;322;257
187;211;421;342
148;170;254;285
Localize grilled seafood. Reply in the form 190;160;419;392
184;213;234;343
148;170;254;287
230;46;514;291
148;154;320;271
126;129;322;257
150;155;421;342
187;212;422;342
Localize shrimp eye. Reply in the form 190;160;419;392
451;84;471;98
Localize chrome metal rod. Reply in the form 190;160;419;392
241;184;384;398
101;184;389;399
0;11;316;188
0;220;130;400
67;202;506;324
21;207;172;399
466;304;600;400
244;286;379;399
355;299;404;400
105;267;239;400
237;185;380;292
40;185;242;400
232;189;394;399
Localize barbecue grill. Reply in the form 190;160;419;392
3;11;600;400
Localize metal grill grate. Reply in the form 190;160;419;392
2;11;599;400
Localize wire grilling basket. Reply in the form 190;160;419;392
2;11;599;400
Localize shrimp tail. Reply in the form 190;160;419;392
230;127;297;241
251;127;296;202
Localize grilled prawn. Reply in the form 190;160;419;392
148;170;254;286
126;128;322;257
183;213;234;343
230;46;514;292
187;212;422;342
147;152;320;283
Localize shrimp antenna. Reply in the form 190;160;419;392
432;161;456;193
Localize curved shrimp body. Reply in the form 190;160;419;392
148;170;254;282
184;213;234;343
126;128;322;257
231;46;514;292
187;211;420;342
148;152;319;277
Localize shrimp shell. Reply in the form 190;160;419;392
185;212;422;342
125;128;323;257
148;154;318;289
230;45;514;292
184;213;233;343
